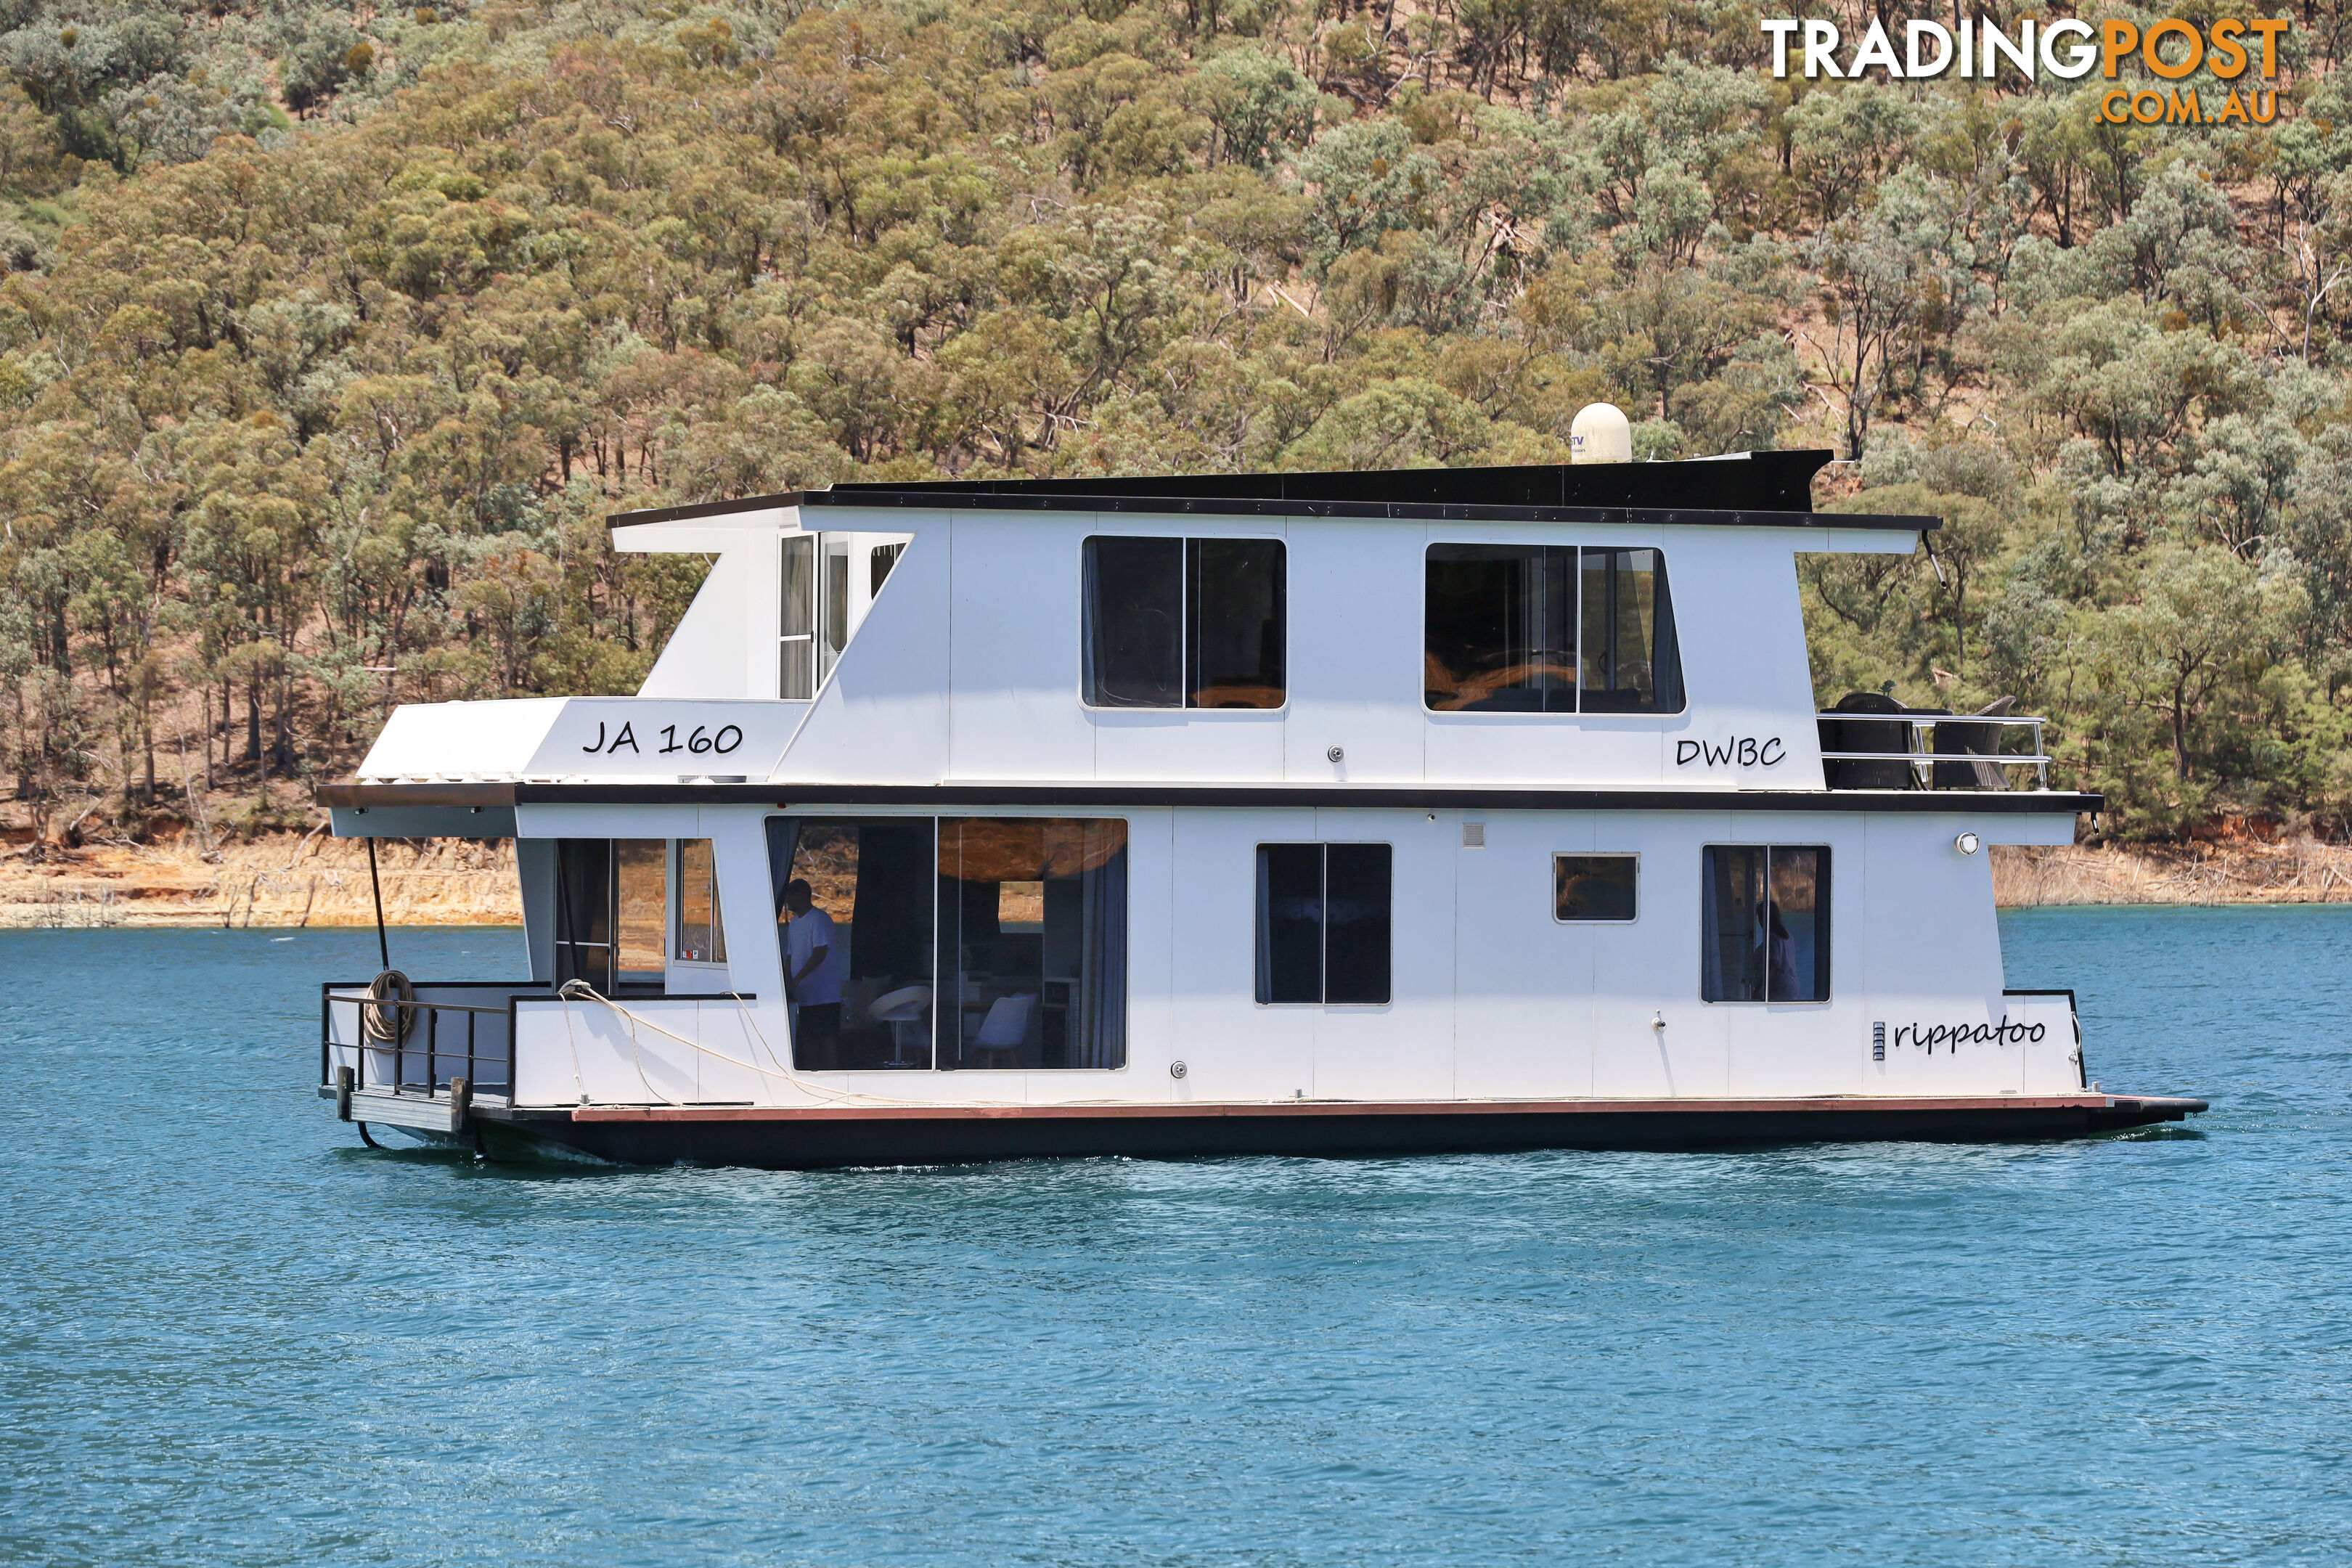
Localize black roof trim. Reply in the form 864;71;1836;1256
324;780;2095;814
605;451;1941;532
607;491;807;527
830;449;1838;511
799;491;1935;532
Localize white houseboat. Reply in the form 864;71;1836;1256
315;423;2205;1164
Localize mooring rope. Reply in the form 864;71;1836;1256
550;981;1029;1108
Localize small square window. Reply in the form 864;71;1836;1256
1554;854;1637;922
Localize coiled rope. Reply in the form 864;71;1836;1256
361;969;415;1045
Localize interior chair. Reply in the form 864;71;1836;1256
968;994;1035;1069
868;985;933;1069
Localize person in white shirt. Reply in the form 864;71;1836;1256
782;878;842;1068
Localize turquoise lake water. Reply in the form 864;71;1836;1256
1;907;2347;1565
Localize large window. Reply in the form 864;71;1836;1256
1701;846;1829;1003
1424;545;1682;714
1255;843;1392;1005
1083;536;1285;709
764;816;1129;1071
554;838;690;989
937;818;1129;1070
767;819;936;1071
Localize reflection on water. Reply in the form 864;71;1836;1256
1;909;2348;1567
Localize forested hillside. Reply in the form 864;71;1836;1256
1;0;2349;845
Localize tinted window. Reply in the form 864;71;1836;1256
780;534;816;700
674;838;727;965
820;538;851;681
554;838;613;991
1580;548;1682;713
1085;536;1285;709
1702;845;1829;1003
769;818;937;1071
1254;842;1392;1005
1424;544;1574;712
616;838;667;977
1255;843;1323;1003
1323;844;1392;1004
1188;539;1285;709
1554;854;1637;922
1083;536;1183;707
1426;544;1683;714
937;818;1130;1070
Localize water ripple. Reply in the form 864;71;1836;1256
1;912;2348;1565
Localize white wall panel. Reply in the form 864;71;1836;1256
1593;814;1726;1097
1169;809;1313;1101
1453;811;1585;1099
524;698;797;781
359;698;564;780
1093;709;1286;783
1426;716;1665;787
1651;530;1826;791
637;546;754;700
1285;522;1425;783
948;514;1095;782
1307;808;1455;1101
1852;813;2012;1095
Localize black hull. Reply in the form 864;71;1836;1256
474;1095;2205;1169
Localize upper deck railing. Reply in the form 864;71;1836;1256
1816;711;2051;791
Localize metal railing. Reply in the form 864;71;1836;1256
1816;712;2051;791
319;981;765;1108
321;980;536;1101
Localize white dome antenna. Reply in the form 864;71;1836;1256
1569;402;1633;465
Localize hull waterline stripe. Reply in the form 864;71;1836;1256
540;1093;2204;1125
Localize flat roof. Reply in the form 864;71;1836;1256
608;450;1941;532
318;780;2094;814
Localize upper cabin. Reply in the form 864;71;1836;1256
352;451;2038;798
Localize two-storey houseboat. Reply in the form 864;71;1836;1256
314;432;2205;1165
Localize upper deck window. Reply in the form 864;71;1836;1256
780;535;817;700
782;535;901;701
1083;536;1285;709
1425;546;1683;714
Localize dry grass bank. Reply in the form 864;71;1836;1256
0;828;520;928
7;826;2350;929
1992;840;2352;907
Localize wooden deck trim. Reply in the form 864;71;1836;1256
558;1093;2199;1124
